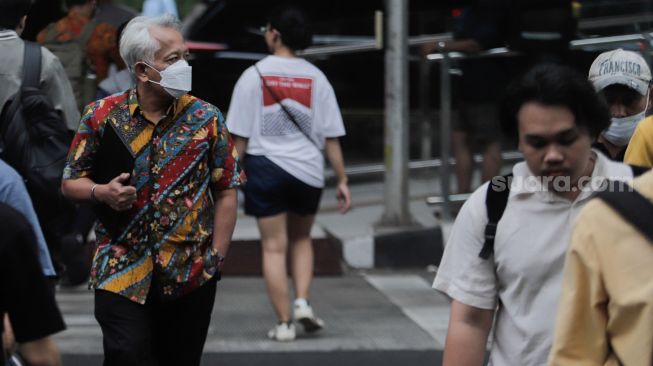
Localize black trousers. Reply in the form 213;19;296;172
94;277;218;366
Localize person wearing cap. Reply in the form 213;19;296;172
588;48;652;161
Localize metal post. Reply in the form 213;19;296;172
419;56;432;160
380;0;413;226
439;53;452;221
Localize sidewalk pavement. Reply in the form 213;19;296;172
55;173;456;365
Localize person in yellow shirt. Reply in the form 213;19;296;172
549;171;653;366
624;115;653;166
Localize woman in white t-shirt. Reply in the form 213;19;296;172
226;5;351;342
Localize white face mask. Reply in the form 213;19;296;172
141;60;192;98
603;93;649;147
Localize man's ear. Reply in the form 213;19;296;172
272;29;282;44
133;62;150;82
16;16;27;36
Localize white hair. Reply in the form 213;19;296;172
120;14;182;72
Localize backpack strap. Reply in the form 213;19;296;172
597;181;653;243
1;41;41;137
628;164;649;177
77;20;98;49
40;23;59;43
479;173;513;259
22;41;42;89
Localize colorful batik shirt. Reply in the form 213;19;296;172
63;89;245;304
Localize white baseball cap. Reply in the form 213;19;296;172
588;49;652;95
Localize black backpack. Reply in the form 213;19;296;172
479;165;650;259
0;41;73;222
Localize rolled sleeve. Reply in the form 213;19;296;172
432;184;498;310
209;111;246;191
63;103;101;180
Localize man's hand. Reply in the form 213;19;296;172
336;181;351;214
419;42;438;58
2;314;16;359
95;173;137;211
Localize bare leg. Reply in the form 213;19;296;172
481;141;502;183
452;130;473;194
258;213;291;323
287;212;316;300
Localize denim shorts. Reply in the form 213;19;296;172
243;155;322;218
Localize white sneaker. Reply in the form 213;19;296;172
293;298;324;333
267;322;296;341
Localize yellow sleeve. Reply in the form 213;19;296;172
548;210;609;366
625;117;653;167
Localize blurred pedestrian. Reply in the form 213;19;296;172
549;170;653;366
96;21;132;98
421;0;508;194
93;0;137;28
226;5;351;342
37;0;122;111
142;0;178;18
588;49;652;161
0;159;56;279
0;0;79;283
0;202;65;366
433;64;637;366
61;15;244;365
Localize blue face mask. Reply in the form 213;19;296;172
141;60;192;98
603;93;649;147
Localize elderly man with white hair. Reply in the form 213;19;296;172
61;15;245;366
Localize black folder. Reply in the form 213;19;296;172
90;121;136;238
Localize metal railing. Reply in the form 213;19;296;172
425;30;653;219
201;13;653;217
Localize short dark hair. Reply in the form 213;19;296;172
500;63;610;140
267;5;312;51
65;0;91;8
0;0;32;30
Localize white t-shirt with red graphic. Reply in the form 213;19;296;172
225;56;345;188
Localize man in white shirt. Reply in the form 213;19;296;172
433;64;636;366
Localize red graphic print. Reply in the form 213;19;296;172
262;76;313;109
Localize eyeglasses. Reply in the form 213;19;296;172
259;25;280;37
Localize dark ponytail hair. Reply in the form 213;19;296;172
267;5;312;51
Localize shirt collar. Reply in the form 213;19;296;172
128;88;188;122
510;149;621;203
0;30;18;41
